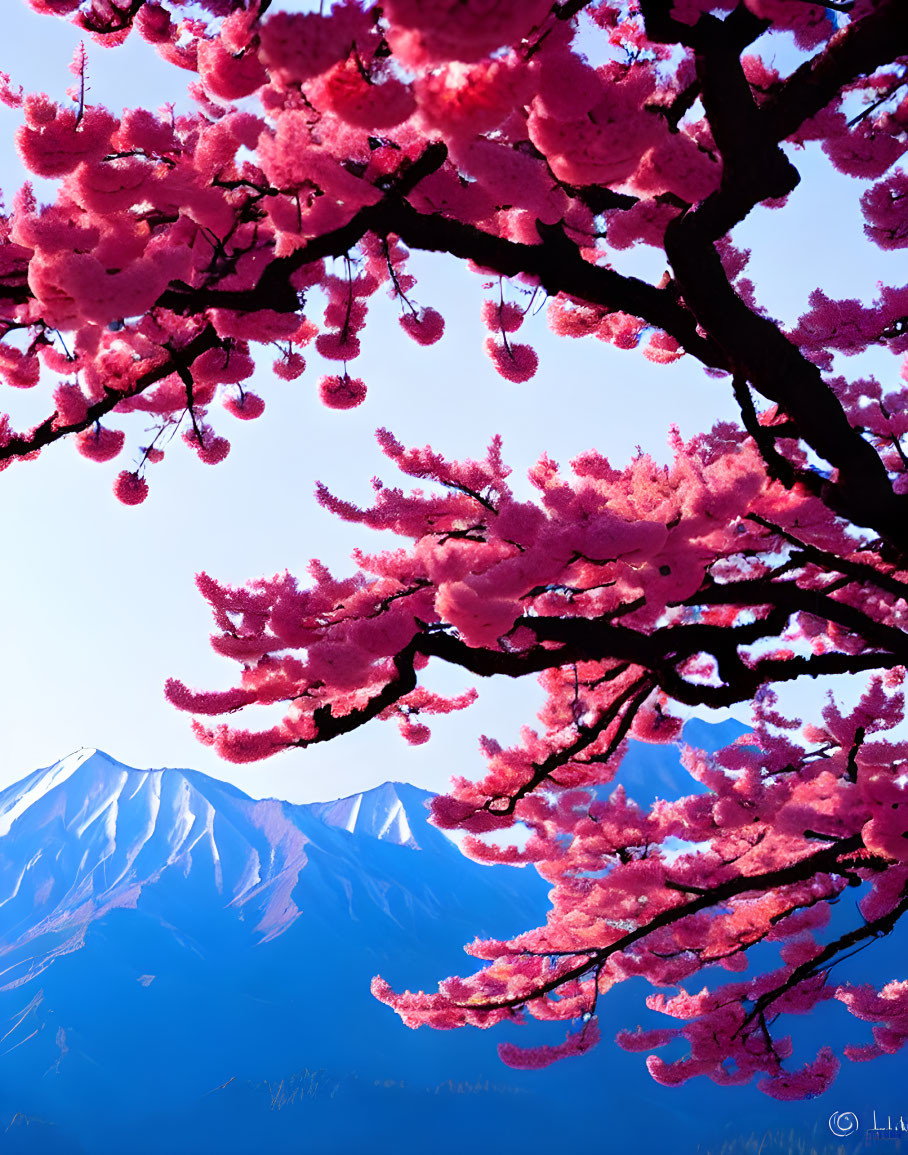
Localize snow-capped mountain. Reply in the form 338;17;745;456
0;750;472;973
309;780;423;848
0;750;309;978
0;741;898;1155
0;749;565;1155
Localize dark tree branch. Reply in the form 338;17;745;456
684;577;908;661
732;375;802;490
290;640;419;748
691;11;800;227
410;600;899;713
656;650;894;709
152;140;724;365
744;885;908;1029
764;0;908;145
159;170;726;368
744;513;908;602
455;834;878;1012
665;210;908;553
0;324;222;464
645;3;770;129
483;674;655;816
638;0;908;558
400;211;724;366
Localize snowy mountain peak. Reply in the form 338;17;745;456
0;753;458;994
0;751;316;983
307;781;430;849
0;748;127;838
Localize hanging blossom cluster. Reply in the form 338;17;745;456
0;0;902;505
11;0;908;1100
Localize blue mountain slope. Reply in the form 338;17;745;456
0;740;901;1154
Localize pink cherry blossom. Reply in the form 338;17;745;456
75;425;125;462
273;353;306;381
318;373;367;410
113;470;149;505
223;392;266;420
383;0;551;66
484;338;538;382
399;307;445;346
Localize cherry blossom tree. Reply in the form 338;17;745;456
6;0;908;1103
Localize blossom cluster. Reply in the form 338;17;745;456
0;0;900;504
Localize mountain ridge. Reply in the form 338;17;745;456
0;745;571;1155
0;749;480;992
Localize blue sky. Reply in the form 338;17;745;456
0;4;901;803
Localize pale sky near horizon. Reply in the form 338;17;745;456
0;4;901;804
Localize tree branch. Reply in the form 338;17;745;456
744;885;908;1028
159;156;727;369
764;0;908;145
665;210;908;553
456;834;876;1012
0;324;222;464
744;513;908;602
